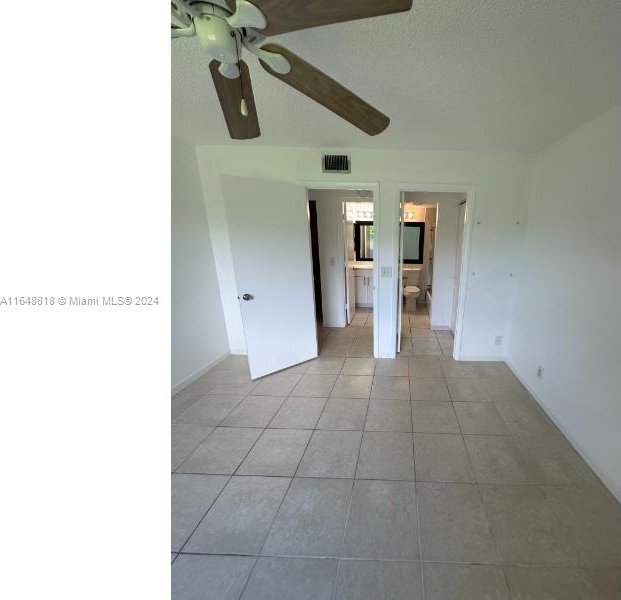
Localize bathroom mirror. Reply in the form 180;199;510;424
403;222;425;264
354;221;375;261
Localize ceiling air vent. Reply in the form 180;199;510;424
322;153;351;174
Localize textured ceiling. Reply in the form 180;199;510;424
172;0;621;152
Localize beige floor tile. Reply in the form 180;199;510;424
341;479;419;559
375;358;409;377
297;430;362;478
334;560;423;600
504;566;610;600
174;394;245;427
424;564;510;600
305;357;345;374
331;374;373;398
411;401;460;433
317;397;368;431
453;402;509;434
342;357;376;375
479;484;579;565
356;431;415;480
237;428;312;476
513;433;599;485
447;378;491;402
441;361;479;379
171;423;214;471
494;400;556;436
417;482;499;563
542;485;621;567
371;376;410;400
291;373;338;397
414;433;475;483
176;427;262;475
268;396;327;429
200;371;258;396
464;435;533;484
250;371;302;396
365;399;412;432
410;377;450;401
221;396;285;428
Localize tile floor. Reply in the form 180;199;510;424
171;307;620;600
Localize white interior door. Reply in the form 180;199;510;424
222;175;318;379
396;195;405;353
344;218;356;324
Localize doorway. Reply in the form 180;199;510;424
306;187;377;357
396;189;471;359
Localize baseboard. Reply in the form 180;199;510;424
431;324;452;331
230;348;247;356
171;352;229;395
458;354;507;361
505;358;621;503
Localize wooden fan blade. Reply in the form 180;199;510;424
209;60;260;140
248;0;412;36
259;44;389;136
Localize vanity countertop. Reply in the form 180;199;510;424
348;262;422;271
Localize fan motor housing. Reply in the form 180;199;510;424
195;13;239;64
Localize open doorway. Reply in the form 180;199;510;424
396;191;469;358
307;188;376;357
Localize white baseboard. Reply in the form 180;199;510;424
431;324;452;331
171;352;229;395
229;348;247;356
505;358;621;503
458;354;507;362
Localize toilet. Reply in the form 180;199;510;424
403;285;420;311
402;267;421;311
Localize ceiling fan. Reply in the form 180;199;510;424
171;0;413;139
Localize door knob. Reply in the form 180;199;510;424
242;293;254;301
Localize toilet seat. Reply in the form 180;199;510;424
404;286;420;295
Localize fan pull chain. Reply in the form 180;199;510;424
233;33;247;118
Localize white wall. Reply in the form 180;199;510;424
195;146;531;359
406;192;463;329
172;137;229;392
309;190;347;328
508;106;621;500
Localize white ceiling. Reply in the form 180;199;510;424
172;0;621;152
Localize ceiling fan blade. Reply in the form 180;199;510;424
259;44;389;136
247;0;412;36
209;60;261;140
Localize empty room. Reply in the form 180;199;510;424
170;1;621;599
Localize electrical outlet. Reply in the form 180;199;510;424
380;266;392;278
494;335;503;346
536;365;544;380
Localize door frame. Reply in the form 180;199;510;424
303;181;380;358
394;183;476;360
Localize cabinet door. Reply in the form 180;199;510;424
355;276;366;305
366;276;373;306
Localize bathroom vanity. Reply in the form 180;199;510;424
352;264;373;307
351;263;422;308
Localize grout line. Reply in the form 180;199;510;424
174;549;603;570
